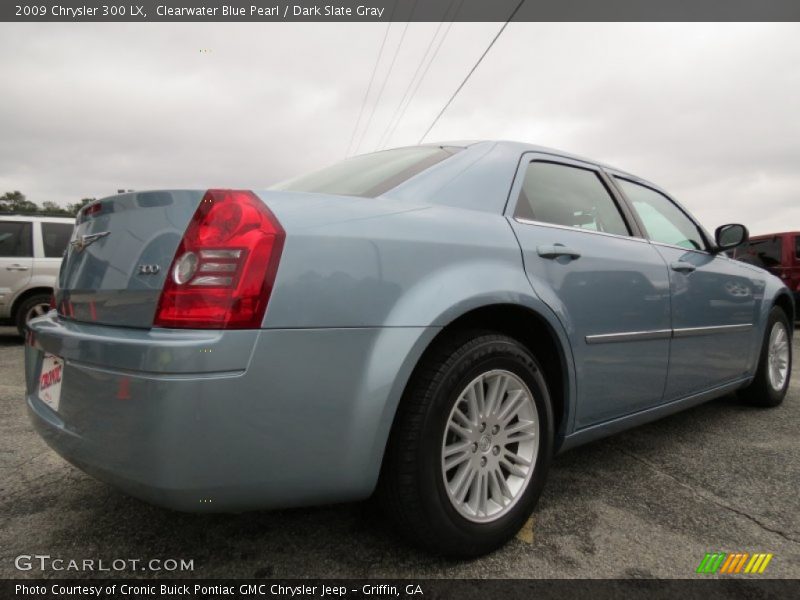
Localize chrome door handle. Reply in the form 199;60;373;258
537;244;581;260
5;264;29;271
670;261;696;273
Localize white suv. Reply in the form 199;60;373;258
0;215;75;335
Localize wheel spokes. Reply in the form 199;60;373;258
442;369;540;522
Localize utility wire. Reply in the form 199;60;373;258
344;0;398;157
353;0;419;155
374;0;458;151
417;0;526;144
379;0;464;149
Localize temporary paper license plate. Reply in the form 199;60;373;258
38;353;64;412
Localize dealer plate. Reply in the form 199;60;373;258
38;353;64;412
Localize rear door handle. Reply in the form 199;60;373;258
537;244;581;260
5;264;29;271
670;261;696;273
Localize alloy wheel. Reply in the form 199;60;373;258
767;322;790;391
441;369;539;523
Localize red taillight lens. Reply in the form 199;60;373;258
154;189;285;329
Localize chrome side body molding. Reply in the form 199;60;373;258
586;323;753;344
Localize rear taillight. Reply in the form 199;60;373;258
154;189;285;329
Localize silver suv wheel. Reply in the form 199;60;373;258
25;301;50;323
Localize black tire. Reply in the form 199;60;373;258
739;307;792;407
14;293;51;337
378;331;554;557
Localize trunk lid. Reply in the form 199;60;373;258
57;190;204;328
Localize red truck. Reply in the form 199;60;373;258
734;231;800;307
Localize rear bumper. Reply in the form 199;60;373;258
26;315;435;512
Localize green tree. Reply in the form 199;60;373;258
41;201;71;216
0;190;39;213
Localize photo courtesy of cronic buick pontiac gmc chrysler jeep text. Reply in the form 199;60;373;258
24;142;794;556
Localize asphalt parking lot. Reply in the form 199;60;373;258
1;326;798;579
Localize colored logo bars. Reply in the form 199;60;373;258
697;552;774;574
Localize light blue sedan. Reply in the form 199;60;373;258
25;141;794;556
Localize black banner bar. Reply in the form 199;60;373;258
3;579;799;600
2;0;800;23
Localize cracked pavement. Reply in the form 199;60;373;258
1;326;798;578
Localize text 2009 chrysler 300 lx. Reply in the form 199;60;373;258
25;141;794;556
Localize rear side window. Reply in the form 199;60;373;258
272;146;460;198
616;178;706;251
738;237;783;268
0;221;33;257
514;162;630;236
795;235;800;260
42;222;74;258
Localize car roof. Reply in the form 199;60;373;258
427;139;645;179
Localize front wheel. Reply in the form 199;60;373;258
739;307;792;407
378;332;554;557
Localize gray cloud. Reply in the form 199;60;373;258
0;22;797;235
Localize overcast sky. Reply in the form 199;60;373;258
1;22;798;234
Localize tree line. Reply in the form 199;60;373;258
0;191;95;217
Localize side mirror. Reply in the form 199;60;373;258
715;223;748;252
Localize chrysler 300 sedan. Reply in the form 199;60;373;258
25;141;794;556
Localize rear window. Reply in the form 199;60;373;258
271;146;460;198
0;221;33;258
736;237;782;268
42;222;74;257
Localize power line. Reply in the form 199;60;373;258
374;0;458;151
353;0;419;155
417;0;526;144
379;0;464;149
344;0;398;157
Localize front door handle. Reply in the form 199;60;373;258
670;261;696;273
537;244;581;260
5;264;29;271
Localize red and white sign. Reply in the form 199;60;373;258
39;354;64;412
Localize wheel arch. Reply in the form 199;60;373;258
377;302;574;483
774;290;795;326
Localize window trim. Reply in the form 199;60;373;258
506;154;642;240
609;174;714;254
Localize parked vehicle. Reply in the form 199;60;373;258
733;232;800;307
24;142;793;557
0;215;75;335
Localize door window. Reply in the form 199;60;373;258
42;222;74;258
0;221;33;257
616;178;706;251
795;236;799;260
514;161;630;236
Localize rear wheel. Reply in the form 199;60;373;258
379;332;553;557
739;307;792;407
15;293;51;337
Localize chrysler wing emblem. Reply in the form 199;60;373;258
70;231;110;253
